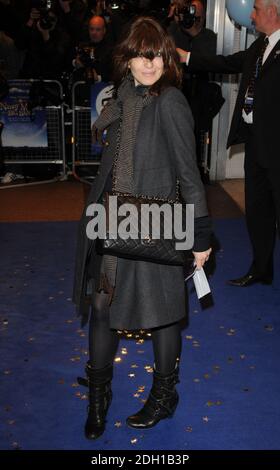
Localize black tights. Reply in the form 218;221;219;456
151;322;182;375
89;291;182;375
89;291;120;370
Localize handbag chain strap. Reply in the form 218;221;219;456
111;106;180;204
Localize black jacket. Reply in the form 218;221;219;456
188;35;280;168
72;87;210;329
15;24;71;79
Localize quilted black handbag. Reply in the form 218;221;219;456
102;191;193;266
100;117;194;267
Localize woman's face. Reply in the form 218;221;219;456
129;54;164;86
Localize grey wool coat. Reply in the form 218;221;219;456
72;86;209;330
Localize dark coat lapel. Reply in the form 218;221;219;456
260;38;280;75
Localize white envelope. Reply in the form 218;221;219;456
192;268;211;299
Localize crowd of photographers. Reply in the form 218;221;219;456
0;0;219;183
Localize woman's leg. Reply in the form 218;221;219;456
85;291;119;440
88;291;120;369
126;321;182;429
151;321;182;374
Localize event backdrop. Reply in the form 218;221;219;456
0;80;48;148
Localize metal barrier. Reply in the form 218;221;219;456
72;81;100;179
1;79;66;177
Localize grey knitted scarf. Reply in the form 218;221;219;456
93;74;154;193
93;75;154;304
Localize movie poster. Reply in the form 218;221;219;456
0;80;48;148
91;82;114;156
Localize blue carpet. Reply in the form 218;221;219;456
0;219;280;450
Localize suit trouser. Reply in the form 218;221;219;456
244;130;280;278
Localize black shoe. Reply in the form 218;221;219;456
84;362;113;440
126;365;179;429
227;273;272;287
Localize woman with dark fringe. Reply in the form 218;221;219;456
73;16;212;439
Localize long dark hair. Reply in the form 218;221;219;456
113;16;182;95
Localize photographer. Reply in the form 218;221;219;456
0;0;22;40
105;1;141;41
169;0;216;54
14;1;71;79
56;0;88;42
72;15;113;83
168;0;219;179
0;15;24;80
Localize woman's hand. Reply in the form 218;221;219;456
193;248;212;269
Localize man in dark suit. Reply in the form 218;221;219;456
178;0;280;287
168;0;219;179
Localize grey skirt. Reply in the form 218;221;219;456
88;246;188;331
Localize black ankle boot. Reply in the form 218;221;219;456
84;362;113;439
126;365;179;429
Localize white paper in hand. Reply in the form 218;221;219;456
192;268;211;299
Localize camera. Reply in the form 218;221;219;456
106;0;133;8
108;1;121;9
106;1;137;15
178;1;198;29
76;46;96;69
31;0;56;30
